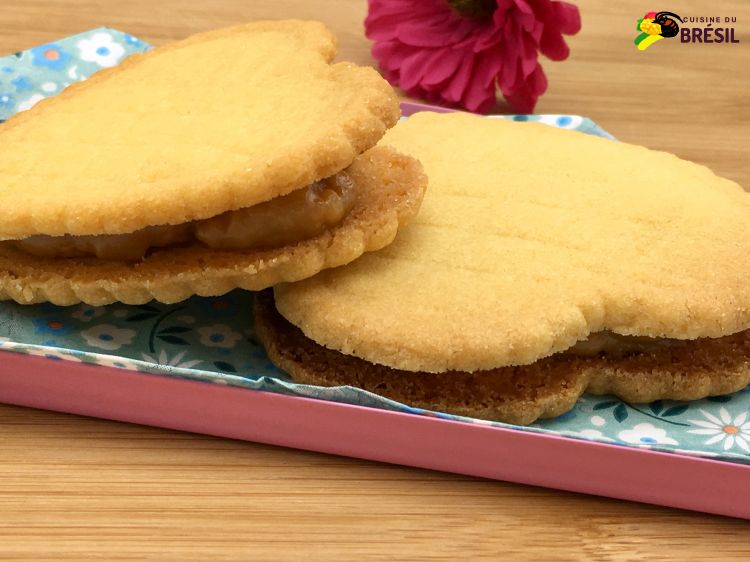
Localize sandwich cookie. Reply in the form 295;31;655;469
0;21;426;305
257;112;750;424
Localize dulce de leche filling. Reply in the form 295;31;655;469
565;331;687;357
9;173;357;261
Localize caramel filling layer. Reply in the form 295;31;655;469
8;173;357;261
566;331;687;357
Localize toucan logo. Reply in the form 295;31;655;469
635;11;683;50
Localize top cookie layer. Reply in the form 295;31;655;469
0;20;400;238
275;112;750;373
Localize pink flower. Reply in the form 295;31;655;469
365;0;581;113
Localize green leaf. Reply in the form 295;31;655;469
663;404;689;417
706;395;732;403
126;312;158;322
214;361;237;373
157;335;188;345
649;400;664;415
593;401;618;411
613;403;629;422
158;326;191;335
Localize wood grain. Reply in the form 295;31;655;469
1;0;749;559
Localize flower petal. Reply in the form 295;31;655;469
699;409;724;426
443;52;475;104
372;40;409;73
554;1;582;35
396;14;472;47
179;360;203;369
704;433;725;445
365;0;579;112
520;30;540;76
393;50;427;90
171;350;187;365
504;64;547;113
419;48;460;87
688;419;721;429
463;61;497;112
540;30;570;61
687;428;723;435
719;407;733;425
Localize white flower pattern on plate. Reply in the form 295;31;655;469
81;324;136;351
94;354;139;371
25;348;82;362
576;429;606;439
618;423;678;446
16;94;45;112
558;428;611;441
77;32;125;67
688;408;750;452
71;305;106;323
141;350;203;369
197;324;243;349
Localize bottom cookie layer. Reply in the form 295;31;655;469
254;290;750;425
0;146;425;305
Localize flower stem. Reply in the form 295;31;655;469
148;306;186;353
625;403;690;427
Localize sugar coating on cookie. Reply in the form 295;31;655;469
275;112;750;373
0;20;400;238
0;146;426;305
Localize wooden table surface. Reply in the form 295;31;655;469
1;1;749;559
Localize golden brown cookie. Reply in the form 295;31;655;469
0;146;426;305
255;290;750;425
0;20;399;238
275;112;750;374
0;22;431;305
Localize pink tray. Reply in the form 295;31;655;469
2;350;749;519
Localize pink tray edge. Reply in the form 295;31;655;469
1;350;748;519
